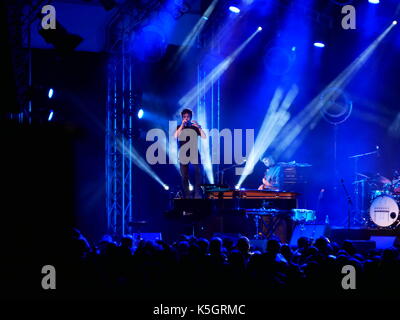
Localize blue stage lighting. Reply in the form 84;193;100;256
48;88;54;99
137;109;144;119
291;46;296;52
368;0;379;4
314;42;325;48
48;110;54;121
257;26;262;31
229;6;240;14
393;20;398;25
163;185;169;191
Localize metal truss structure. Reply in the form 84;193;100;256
4;0;49;122
105;45;135;237
105;2;163;237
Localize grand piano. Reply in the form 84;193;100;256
165;189;299;238
169;189;298;216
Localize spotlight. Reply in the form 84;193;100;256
189;184;194;191
137;109;144;119
368;0;379;4
229;6;240;14
257;26;263;31
163;185;170;191
313;42;325;48
393;20;398;25
48;110;54;122
48;88;54;99
291;46;296;52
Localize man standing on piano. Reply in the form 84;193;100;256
174;108;207;199
258;156;280;191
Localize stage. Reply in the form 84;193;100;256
2;0;400;302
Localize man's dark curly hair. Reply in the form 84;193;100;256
181;108;192;118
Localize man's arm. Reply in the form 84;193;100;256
192;121;206;139
174;120;187;138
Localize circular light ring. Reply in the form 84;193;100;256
264;46;296;76
320;87;353;125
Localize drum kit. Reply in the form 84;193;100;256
354;171;400;229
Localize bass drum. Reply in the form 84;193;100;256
369;195;399;227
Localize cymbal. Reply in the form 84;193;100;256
371;174;391;184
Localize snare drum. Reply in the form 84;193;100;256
369;195;399;228
292;209;316;223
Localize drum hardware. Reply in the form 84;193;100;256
349;148;380;223
355;168;400;229
369;195;399;228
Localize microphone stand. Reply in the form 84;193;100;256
218;162;246;186
340;179;353;229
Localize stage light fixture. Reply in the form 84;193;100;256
137;109;144;119
163;185;170;191
48;110;54;121
368;0;379;4
189;184;194;191
393;20;398;25
48;88;54;99
257;26;262;31
314;42;325;48
229;6;240;14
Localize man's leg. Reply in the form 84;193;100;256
180;163;190;198
193;163;203;199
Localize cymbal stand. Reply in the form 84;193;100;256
348;148;379;224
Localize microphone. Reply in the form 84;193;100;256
318;188;325;201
